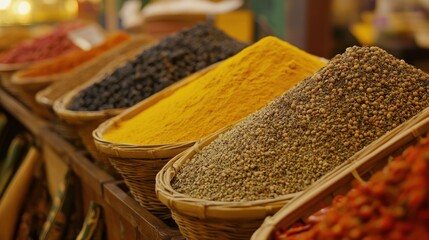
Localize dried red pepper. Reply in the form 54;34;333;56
19;32;130;77
275;137;429;240
0;21;85;64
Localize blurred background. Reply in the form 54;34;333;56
0;0;428;72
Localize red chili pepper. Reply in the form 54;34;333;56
275;136;429;240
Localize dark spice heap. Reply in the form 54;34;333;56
275;136;429;240
68;23;247;111
172;46;429;202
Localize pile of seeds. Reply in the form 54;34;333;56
172;46;429;202
68;23;247;111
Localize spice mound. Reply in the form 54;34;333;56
0;22;83;64
18;32;130;78
102;36;325;145
275;136;429;239
68;23;247;111
172;46;429;202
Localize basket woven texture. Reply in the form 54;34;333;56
52;61;127;173
56;44;212;176
156;104;429;240
93;65;217;219
155;127;297;240
251;106;429;240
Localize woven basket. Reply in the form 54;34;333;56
92;64;217;219
251;106;429;240
155;127;299;240
52;58;132;174
34;35;155;143
35;35;155;109
156;103;429;240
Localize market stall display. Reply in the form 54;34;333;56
156;46;429;240
252;106;429;240
1;3;429;238
35;34;153;109
94;36;325;219
0;22;91;118
35;35;155;144
54;22;246;170
67;23;246;111
3;32;131;121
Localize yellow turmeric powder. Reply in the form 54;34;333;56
103;36;326;145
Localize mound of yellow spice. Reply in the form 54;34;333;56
103;36;326;145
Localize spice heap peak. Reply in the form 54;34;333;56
103;36;325;145
172;46;429;202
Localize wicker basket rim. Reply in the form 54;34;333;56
251;106;429;239
12;63;82;86
35;35;155;108
92;63;219;158
53;35;161;123
35;90;54;108
54;39;216;125
54;95;126;120
155;126;299;221
10;34;144;86
52;55;132;122
156;104;429;224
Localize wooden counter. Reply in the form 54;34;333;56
0;87;182;239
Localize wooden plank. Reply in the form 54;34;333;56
0;87;46;136
103;181;184;240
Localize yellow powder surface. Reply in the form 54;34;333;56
103;36;326;145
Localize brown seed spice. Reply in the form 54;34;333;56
172;46;429;202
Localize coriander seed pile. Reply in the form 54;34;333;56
172;46;429;202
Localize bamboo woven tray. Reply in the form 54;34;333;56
92;64;218;219
251;106;429;240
